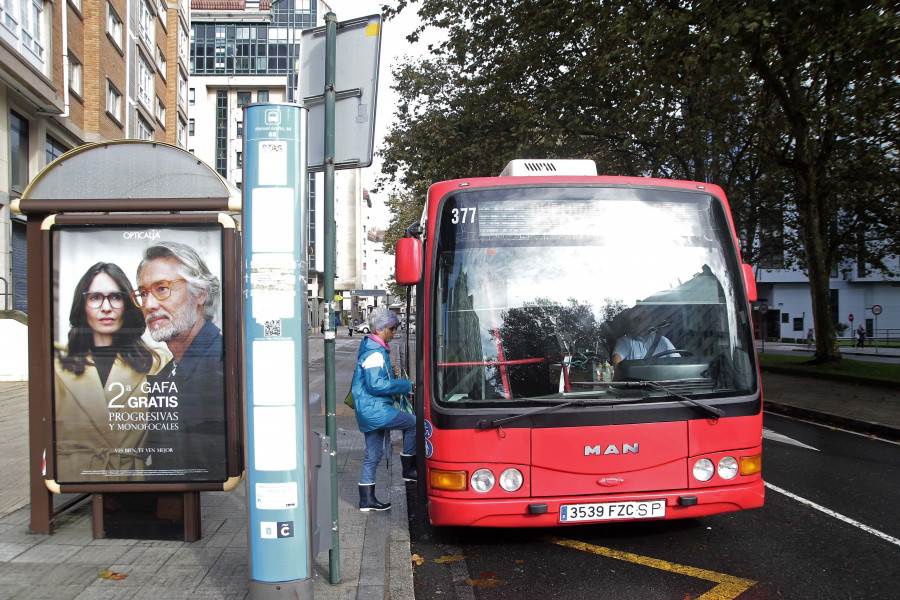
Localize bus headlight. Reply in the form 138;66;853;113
693;458;715;482
499;468;523;492
718;456;739;480
471;469;495;493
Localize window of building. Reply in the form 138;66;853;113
10;110;29;195
138;0;154;47
188;118;194;136
0;0;16;33
20;0;44;60
107;3;123;50
177;117;186;148
236;120;242;138
237;91;251;107
781;313;789;324
46;135;67;164
257;90;269;102
156;46;167;79
155;96;166;125
189;87;195;105
236;151;242;168
137;114;153;140
68;54;82;96
138;51;154;109
793;318;803;332
190;16;314;77
178;70;187;109
106;79;122;123
178;22;189;65
69;0;81;12
215;90;227;176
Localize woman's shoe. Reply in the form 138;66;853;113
359;483;391;511
400;454;417;482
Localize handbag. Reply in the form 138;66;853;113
394;393;414;414
344;389;355;410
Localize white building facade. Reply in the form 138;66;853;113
754;259;900;343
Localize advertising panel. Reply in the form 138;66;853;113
50;222;229;485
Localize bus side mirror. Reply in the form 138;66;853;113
742;264;757;302
396;237;423;285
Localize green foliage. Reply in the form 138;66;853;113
379;0;900;363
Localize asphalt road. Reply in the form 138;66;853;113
407;401;900;600
323;334;899;599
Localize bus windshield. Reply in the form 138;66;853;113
433;185;757;406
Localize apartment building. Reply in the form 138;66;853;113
0;0;190;311
187;0;373;328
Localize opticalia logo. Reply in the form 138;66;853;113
584;443;639;456
122;230;161;240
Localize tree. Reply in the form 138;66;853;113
379;0;900;362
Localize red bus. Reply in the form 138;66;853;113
395;159;763;527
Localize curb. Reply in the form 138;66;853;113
763;400;900;442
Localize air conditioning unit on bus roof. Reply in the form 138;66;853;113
500;159;598;177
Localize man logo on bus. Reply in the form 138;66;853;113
585;443;639;456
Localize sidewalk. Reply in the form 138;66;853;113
0;338;897;600
758;342;900;441
0;333;414;600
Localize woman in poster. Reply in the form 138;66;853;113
54;262;171;482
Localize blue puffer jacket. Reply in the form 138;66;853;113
351;336;412;433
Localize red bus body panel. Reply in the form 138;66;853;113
417;174;763;527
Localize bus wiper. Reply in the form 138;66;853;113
476;398;613;429
608;380;725;418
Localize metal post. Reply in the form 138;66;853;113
323;11;340;584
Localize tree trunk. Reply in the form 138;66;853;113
796;180;841;363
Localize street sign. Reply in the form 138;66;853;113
300;14;382;171
758;304;768;314
849;313;854;322
871;304;883;315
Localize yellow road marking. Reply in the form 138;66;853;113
546;536;756;600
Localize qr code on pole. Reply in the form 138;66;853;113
264;319;282;337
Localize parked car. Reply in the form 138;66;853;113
354;322;371;334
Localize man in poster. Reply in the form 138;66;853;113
135;241;227;480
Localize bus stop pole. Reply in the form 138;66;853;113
323;11;341;584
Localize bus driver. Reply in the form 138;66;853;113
611;306;679;367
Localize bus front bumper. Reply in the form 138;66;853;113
427;479;765;527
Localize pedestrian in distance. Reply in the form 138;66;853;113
350;307;416;511
856;324;866;348
806;328;815;349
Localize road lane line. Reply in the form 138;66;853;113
765;482;900;547
546;536;756;599
762;427;819;451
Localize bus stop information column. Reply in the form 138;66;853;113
243;103;314;597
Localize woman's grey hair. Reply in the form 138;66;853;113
136;241;221;322
368;307;399;333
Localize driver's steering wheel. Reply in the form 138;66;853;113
650;348;693;359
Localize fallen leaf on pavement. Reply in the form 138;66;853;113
467;577;506;589
98;570;128;580
435;554;466;563
411;554;425;565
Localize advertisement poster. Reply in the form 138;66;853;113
51;224;227;484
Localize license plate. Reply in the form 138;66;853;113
559;499;666;523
